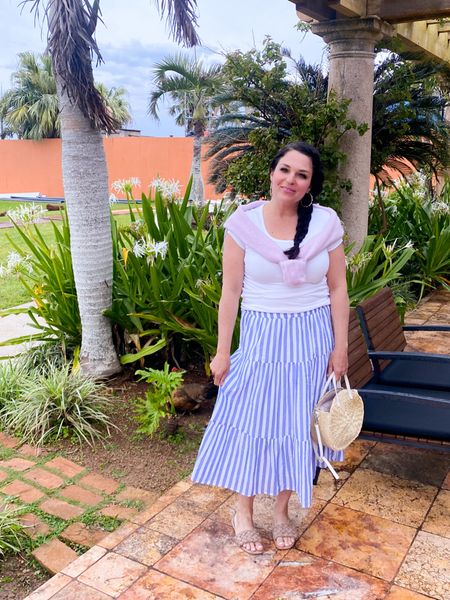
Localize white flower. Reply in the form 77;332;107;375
7;203;46;225
111;180;124;193
0;252;34;277
132;238;146;258
132;236;168;263
109;193;117;205
384;240;397;256
346;252;372;274
431;201;450;215
151;177;181;199
111;178;141;194
7;252;22;270
150;240;168;259
404;240;414;250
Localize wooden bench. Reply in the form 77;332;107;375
356;288;450;391
347;309;450;450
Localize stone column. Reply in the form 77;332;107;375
312;17;393;249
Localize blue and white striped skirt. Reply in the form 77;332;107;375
191;305;343;508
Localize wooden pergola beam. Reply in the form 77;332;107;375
395;20;450;63
291;0;450;23
291;0;335;22
329;0;365;18
376;1;450;24
289;0;450;64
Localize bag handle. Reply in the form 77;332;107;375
312;421;339;480
319;372;354;403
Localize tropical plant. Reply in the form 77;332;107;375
0;52;59;139
369;174;450;298
95;82;132;130
285;48;450;185
149;53;223;201
346;236;415;307
0;358;30;409
0;360;113;446
206;38;364;209
21;0;200;378
0;208;81;352
106;180;236;370
0;500;29;557
134;362;185;436
0;52;132;139
371;53;450;213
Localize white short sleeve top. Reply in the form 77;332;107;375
228;204;342;313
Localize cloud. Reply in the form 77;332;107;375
0;0;327;135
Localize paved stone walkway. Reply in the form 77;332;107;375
16;441;450;600
9;290;447;600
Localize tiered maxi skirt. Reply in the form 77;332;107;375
191;305;343;508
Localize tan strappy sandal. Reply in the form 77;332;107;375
231;511;264;555
272;520;298;550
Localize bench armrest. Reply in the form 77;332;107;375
403;325;450;332
368;350;450;362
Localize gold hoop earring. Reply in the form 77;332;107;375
300;192;313;208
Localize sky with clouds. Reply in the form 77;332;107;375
1;0;327;136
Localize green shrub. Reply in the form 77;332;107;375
346;236;415;306
0;210;80;351
0;361;113;446
369;175;450;298
0;500;29;557
106;180;237;371
134;362;185;436
0;358;30;410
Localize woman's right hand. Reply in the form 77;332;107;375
210;352;231;386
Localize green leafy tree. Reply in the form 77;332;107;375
208;40;450;215
370;53;450;224
0;51;132;139
149;53;223;201
206;38;362;209
284;47;450;189
22;0;199;377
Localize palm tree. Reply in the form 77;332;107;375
95;83;132;130
0;52;131;139
23;0;199;378
149;53;223;201
371;54;449;181
1;52;59;139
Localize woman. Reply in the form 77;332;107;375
191;141;349;554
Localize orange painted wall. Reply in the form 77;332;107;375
0;137;219;199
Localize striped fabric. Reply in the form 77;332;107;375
191;305;343;508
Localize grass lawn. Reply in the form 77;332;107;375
0;212;134;311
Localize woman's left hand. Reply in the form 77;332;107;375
327;348;348;381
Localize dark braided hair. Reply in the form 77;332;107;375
269;142;324;260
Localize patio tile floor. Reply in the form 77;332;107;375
18;291;450;599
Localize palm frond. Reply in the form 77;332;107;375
154;0;200;47
22;0;118;132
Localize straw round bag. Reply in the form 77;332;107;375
311;373;364;479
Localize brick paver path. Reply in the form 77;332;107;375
0;439;158;576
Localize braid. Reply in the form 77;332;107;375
284;200;314;260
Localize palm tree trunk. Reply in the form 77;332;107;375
189;123;205;202
56;77;121;377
